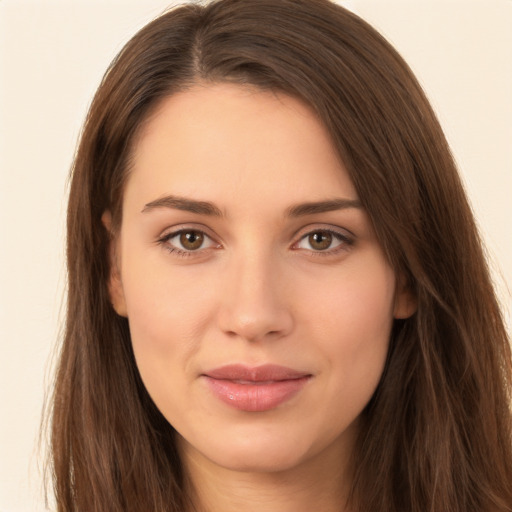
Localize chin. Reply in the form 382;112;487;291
178;422;341;475
206;443;310;474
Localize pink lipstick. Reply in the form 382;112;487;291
202;364;311;412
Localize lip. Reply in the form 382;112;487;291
202;364;312;412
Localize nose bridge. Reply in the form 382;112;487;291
218;245;293;342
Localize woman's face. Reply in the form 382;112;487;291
107;83;414;475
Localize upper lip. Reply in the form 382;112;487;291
203;364;310;382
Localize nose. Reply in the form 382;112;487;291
217;251;294;343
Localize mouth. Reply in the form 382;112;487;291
202;364;312;412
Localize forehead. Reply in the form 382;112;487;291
125;83;358;213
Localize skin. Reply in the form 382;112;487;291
105;83;415;512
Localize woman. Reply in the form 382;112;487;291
48;0;512;511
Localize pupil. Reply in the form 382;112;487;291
310;231;332;250
180;231;203;250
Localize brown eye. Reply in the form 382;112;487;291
295;228;352;254
179;231;204;250
160;228;218;256
308;231;333;251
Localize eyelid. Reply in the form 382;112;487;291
156;224;222;256
155;223;354;258
157;222;218;240
291;224;355;254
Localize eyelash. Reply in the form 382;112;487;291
293;228;354;257
157;228;219;258
156;226;354;259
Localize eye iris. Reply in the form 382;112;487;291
180;231;204;250
309;231;332;250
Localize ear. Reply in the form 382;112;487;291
393;275;417;319
102;211;128;317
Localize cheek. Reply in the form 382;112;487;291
313;254;396;342
122;245;214;334
119;254;218;396
300;257;395;410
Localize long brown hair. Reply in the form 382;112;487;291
48;0;512;510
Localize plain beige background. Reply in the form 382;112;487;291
1;1;511;510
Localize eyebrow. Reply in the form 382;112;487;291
285;198;362;217
141;194;362;217
142;195;223;216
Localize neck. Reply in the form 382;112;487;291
179;433;355;512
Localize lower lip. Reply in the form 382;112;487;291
203;376;310;412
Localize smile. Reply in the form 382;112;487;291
202;364;312;412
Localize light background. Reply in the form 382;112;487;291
0;1;511;510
